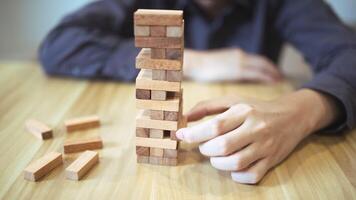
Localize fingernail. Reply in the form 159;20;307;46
175;129;185;140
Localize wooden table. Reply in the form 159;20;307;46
0;62;355;199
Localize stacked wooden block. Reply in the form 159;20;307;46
134;9;185;166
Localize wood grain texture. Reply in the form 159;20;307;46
64;115;100;132
63;137;103;153
23;152;62;181
136;69;181;92
2;63;356;199
25;119;53;140
135;37;183;49
136;97;180;112
65;150;99;180
135;137;177;149
134;9;183;26
150;26;166;37
136;110;178;131
150;48;166;59
136;48;182;70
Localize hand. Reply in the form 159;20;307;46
176;89;340;184
183;48;283;83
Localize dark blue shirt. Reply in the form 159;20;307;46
39;0;356;131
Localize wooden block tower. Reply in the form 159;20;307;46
134;9;186;166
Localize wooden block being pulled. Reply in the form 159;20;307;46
137;155;149;163
135;137;177;149
65;150;99;180
134;9;183;26
151;48;166;59
136;49;182;70
64;137;103;153
166;70;182;82
135;37;182;49
134;25;150;36
65;115;100;132
150;26;166;37
136;97;180;112
136;69;181;92
24;152;63;181
136;89;151;99
136;110;178;130
25;119;53;140
151;90;167;100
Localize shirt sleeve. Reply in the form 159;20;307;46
38;0;140;81
274;0;356;131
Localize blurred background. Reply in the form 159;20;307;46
0;0;355;85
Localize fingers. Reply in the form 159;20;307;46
210;143;263;171
176;104;251;143
231;158;270;184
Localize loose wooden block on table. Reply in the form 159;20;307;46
135;137;177;149
134;25;150;36
136;97;180;112
64;137;103;153
151;90;167;100
136;69;181;92
25;119;53;140
65;150;99;181
65;115;100;132
24;152;62;181
134;9;183;26
151;48;166;59
135;37;183;49
136;110;178;130
136;89;151;99
150;26;166;37
136;48;182;70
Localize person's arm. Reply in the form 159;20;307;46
39;1;140;81
274;0;356;130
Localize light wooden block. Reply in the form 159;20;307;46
150;148;163;157
136;127;149;137
136;97;180;112
166;26;183;37
166;70;182;82
64;137;103;153
134;9;183;26
164;149;178;158
136;48;182;70
151;48;166;59
136;146;150;156
136;110;178;130
135;37;183;49
136;89;151;99
65;115;100;132
134;25;150;36
24;152;62;181
166;48;182;60
164;111;178;121
149;129;164;138
135;137;177;149
151;90;167;100
65;150;99;180
150;110;164;120
25;119;52;140
136;69;181;92
152;69;166;80
137;155;149;163
150;26;166;37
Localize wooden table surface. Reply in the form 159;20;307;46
0;62;355;200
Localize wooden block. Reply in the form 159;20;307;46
136;110;178;130
150;110;164;120
150;26;166;37
134;25;150;36
136;127;149;137
136;49;182;70
166;70;182;82
152;69;166;80
150;148;163;157
136;69;181;92
166;26;183;37
164;111;178;121
65;150;99;180
149;129;164;138
136;97;180;112
64;137;103;154
171;115;187;140
136;146;150;156
151;48;166;59
166;48;182;60
164;149;178;158
25;119;53;140
151;90;167;100
136;89;151;99
149;156;163;165
137;155;149;163
65;115;100;132
135;137;177;149
24;152;62;181
135;37;182;49
162;157;178;166
134;9;183;26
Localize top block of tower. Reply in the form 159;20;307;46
134;9;183;26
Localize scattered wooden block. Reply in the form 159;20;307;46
166;70;182;82
136;97;180;112
25;119;53;140
164;149;178;158
136;89;151;99
137;155;150;163
136;69;181;92
151;48;166;59
65;115;100;132
166;48;182;60
134;25;150;36
136;127;149;137
150;26;166;37
164;111;178;121
149;129;164;138
135;37;183;49
136;110;178;130
134;9;183;26
166;26;183;37
150;148;163;157
151;90;167;100
136;49;182;70
64;137;103;153
24;152;63;181
135;137;177;149
65;150;99;180
150;110;164;120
